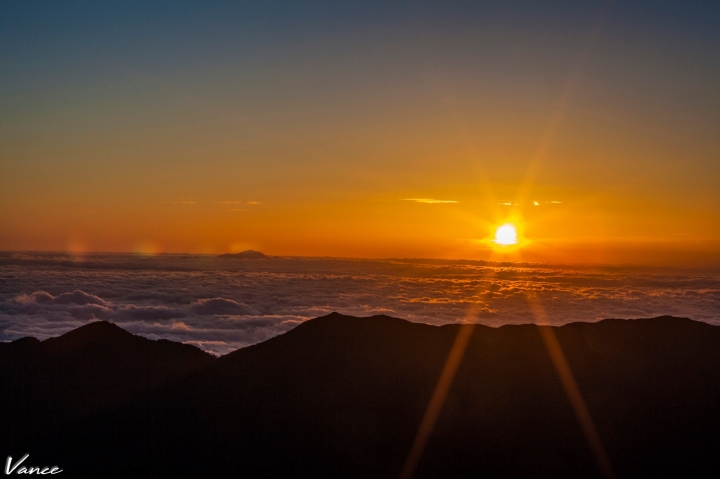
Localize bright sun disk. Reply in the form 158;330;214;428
494;224;518;245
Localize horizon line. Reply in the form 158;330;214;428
2;249;719;271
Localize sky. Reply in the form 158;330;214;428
1;1;719;266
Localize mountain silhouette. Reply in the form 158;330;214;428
4;314;720;478
217;249;268;259
0;321;215;454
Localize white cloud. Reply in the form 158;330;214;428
189;298;255;316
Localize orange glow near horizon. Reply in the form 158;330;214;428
1;193;718;266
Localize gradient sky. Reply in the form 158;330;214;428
1;1;718;265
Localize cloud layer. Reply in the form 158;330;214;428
1;252;719;355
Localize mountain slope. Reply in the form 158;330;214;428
0;320;216;453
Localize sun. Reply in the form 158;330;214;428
494;224;518;245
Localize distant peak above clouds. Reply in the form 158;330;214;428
217;250;268;259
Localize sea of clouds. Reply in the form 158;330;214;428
1;251;719;355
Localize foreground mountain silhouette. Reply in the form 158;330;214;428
0;321;215;448
4;314;720;478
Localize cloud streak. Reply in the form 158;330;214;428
404;198;458;204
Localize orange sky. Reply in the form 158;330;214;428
1;2;719;266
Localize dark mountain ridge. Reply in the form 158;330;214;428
4;314;720;478
0;320;215;452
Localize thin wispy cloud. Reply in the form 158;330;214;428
220;201;261;205
496;201;561;206
404;198;458;204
